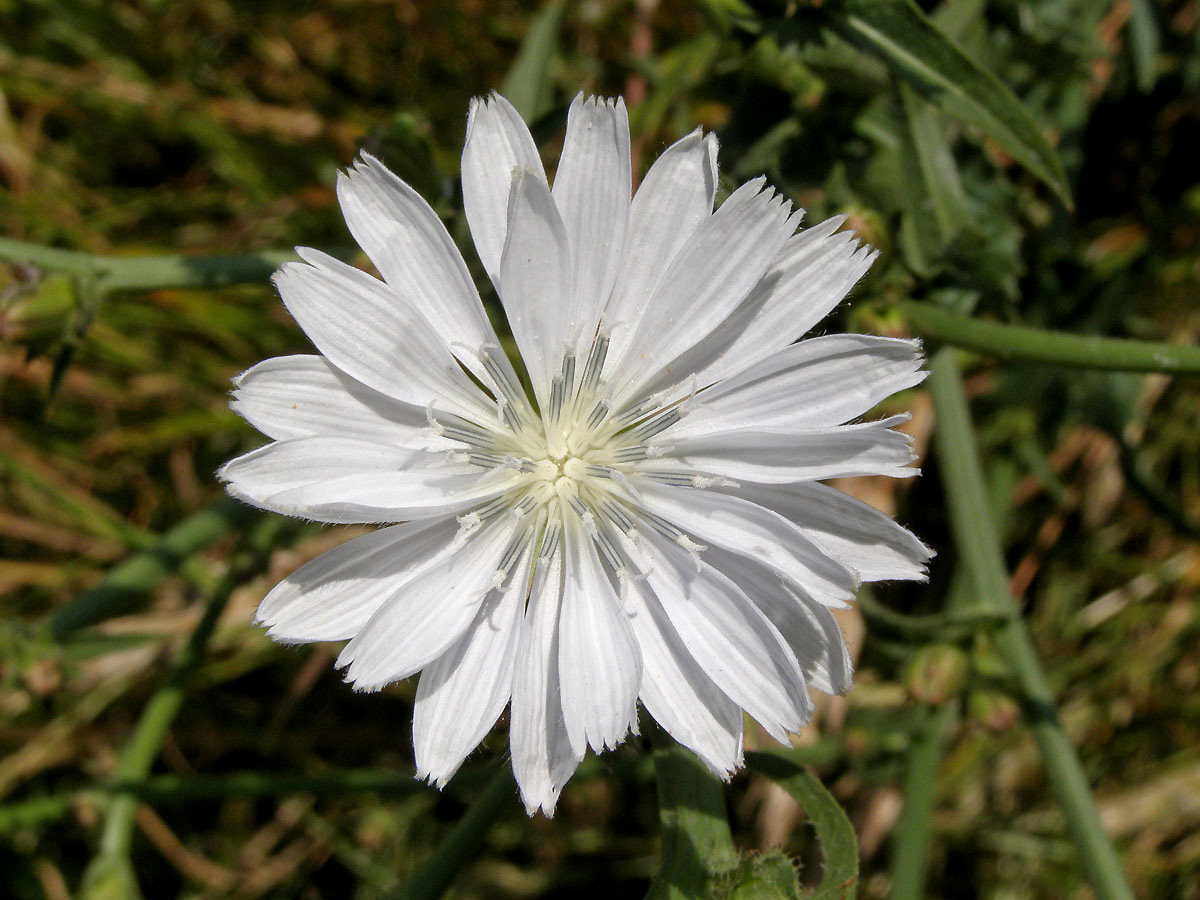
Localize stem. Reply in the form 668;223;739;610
384;765;514;900
888;705;953;900
0;235;300;292
49;496;260;638
99;250;298;292
0;237;106;276
928;349;1135;900
647;740;737;900
896;301;1200;375
80;520;283;896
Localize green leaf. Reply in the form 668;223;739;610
744;753;858;900
500;0;565;121
648;742;738;900
897;81;972;247
825;0;1072;206
1128;0;1160;93
722;850;802;900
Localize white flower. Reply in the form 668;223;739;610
221;92;931;816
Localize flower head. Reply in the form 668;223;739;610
221;92;931;815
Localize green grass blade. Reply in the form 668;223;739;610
1128;0;1161;93
79;520;281;899
826;0;1072;206
898;80;972;246
49;497;260;638
928;349;1134;900
500;0;566;121
383;765;514;900
887;705;953;900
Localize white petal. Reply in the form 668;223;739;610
335;154;517;392
255;518;460;642
496;170;573;410
631;481;857;609
612;179;799;405
230;355;429;443
557;513;641;755
616;526;811;742
462;93;548;283
510;549;583;816
413;543;533;787
644;415;919;484
336;516;519;691
708;548;853;695
680;220;878;390
219;438;514;524
273;248;491;421
729;481;933;582
620;572;744;777
551;94;631;357
667;335;927;439
604;129;718;369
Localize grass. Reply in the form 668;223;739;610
2;1;1199;898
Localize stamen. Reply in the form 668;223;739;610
639;509;687;542
497;397;523;432
547;374;565;427
497;531;529;578
467;452;506;468
441;427;484;448
479;344;526;429
692;473;738;489
594;527;624;571
630;408;681;441
561;354;576;398
612;398;656;428
472;496;511;522
578;333;609;396
676;533;706;572
502;454;537;474
641;471;694;487
598;498;636;534
511;494;538;519
585;400;610;430
614;445;648;463
538;522;561;559
424;402;443;435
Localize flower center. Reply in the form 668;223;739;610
433;333;701;579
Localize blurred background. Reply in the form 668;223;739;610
1;1;1198;898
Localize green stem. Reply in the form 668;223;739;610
99;250;299;292
0;237;107;277
895;301;1200;375
0;235;310;292
80;520;283;897
647;740;737;900
0;771;436;835
928;349;1135;900
49;496;260;638
856;589;1006;637
384;765;514;900
888;705;954;900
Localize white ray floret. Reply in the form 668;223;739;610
221;90;932;816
